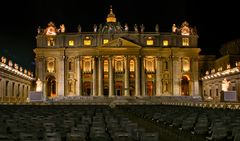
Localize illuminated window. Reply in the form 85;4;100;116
146;60;154;72
182;58;190;72
84;37;91;46
146;37;154;46
103;39;109;44
83;61;91;73
104;60;108;72
68;40;74;46
182;38;189;46
163;40;169;46
115;61;123;72
47;38;55;46
47;58;55;73
130;60;135;72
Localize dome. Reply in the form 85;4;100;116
106;5;116;23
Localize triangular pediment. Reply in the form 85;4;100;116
100;37;141;48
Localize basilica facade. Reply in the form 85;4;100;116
34;7;200;99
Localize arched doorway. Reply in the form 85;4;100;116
46;76;56;97
115;81;123;96
181;75;190;96
83;81;91;96
147;81;153;96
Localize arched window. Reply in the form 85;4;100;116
130;60;135;72
104;60;108;72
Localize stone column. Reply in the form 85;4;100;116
135;56;140;96
192;57;199;96
76;56;82;96
1;79;4;102
156;57;161;96
109;56;114;96
57;56;65;97
141;57;146;96
92;57;97;96
0;79;2;102
172;56;180;96
124;56;130;96
98;56;103;96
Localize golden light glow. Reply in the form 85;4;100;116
130;60;135;72
104;60;108;72
47;38;55;46
84;37;91;46
147;39;154;46
103;39;109;44
182;38;189;46
182;58;190;72
163;40;169;46
68;40;74;46
106;6;116;23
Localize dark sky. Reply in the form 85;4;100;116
0;0;239;71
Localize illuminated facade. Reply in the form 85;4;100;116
34;7;200;99
201;39;240;101
0;56;34;102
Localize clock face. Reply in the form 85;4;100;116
46;27;56;36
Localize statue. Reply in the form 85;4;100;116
37;26;41;34
98;24;102;32
59;24;65;33
172;24;177;33
140;24;145;33
124;23;129;32
155;24;159;32
36;78;43;92
1;56;6;64
77;24;82;33
134;24;138;32
93;24;97;32
222;78;230;91
180;21;190;35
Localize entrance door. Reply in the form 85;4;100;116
115;81;123;96
46;76;56;97
83;81;91;96
181;76;190;96
147;81;153;96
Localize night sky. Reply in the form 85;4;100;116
0;0;239;71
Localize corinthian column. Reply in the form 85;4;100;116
76;56;82;96
98;56;103;96
141;56;146;96
172;56;180;96
92;57;97;96
156;57;162;96
109;56;114;96
124;56;129;96
135;56;140;96
192;57;199;96
57;56;65;97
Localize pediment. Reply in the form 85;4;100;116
100;37;141;48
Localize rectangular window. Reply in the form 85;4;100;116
146;40;154;46
182;38;189;46
163;40;169;46
68;40;74;46
103;39;109;44
84;39;91;46
47;38;55;46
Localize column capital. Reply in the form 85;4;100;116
156;56;164;61
171;56;179;61
191;56;199;62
